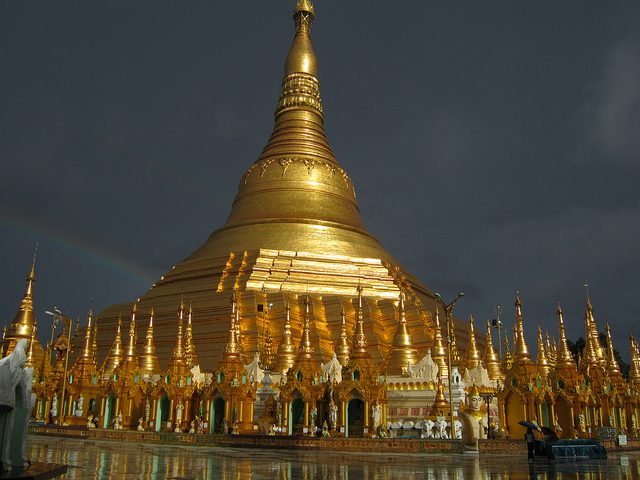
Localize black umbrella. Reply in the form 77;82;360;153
541;426;559;441
518;420;540;430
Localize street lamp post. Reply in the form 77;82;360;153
434;292;464;437
45;307;73;426
492;304;503;361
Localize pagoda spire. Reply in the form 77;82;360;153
334;308;351;367
545;330;556;368
101;316;123;378
463;314;481;371
171;300;186;363
584;284;606;368
484;320;502;380
297;295;314;360
276;302;296;373
431;306;448;378
503;334;513;371
80;309;95;362
536;326;551;379
605;323;622;380
92;315;98;362
387;292;418;374
122;303;139;370
139;307;161;378
351;285;368;355
555;303;578;373
24;323;38;372
630;336;640;386
8;252;38;342
223;292;241;358
513;292;532;363
184;304;199;368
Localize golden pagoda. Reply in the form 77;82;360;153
463;315;481;372
386;292;418;375
334;309;350;367
536;326;551;380
139;308;161;379
2;255;45;368
483;320;502;381
431;307;448;378
92;0;466;376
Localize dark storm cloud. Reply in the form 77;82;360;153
1;1;639;360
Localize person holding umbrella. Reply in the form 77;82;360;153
519;421;539;461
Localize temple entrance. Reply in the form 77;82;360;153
555;397;572;436
540;399;550;427
155;394;170;432
211;397;225;433
505;391;525;438
346;399;365;437
289;398;305;435
103;394;115;429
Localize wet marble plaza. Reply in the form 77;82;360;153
26;435;640;480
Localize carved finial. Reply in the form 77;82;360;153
276;302;296;373
335;308;351;367
464;315;481;370
297;295;315;359
431;306;448;378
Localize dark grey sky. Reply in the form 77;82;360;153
2;1;639;361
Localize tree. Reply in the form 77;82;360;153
566;335;630;380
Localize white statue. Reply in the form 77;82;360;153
407;349;439;383
329;399;338;430
75;395;84;417
321;353;343;384
423;419;435;438
50;396;58;420
244;352;265;384
435;417;448;439
453;419;463;439
372;402;382;429
0;339;35;471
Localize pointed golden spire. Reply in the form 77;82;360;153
536;326;551;379
24;323;37;372
484;320;502;380
545;330;556;368
464;314;481;371
276;302;297;373
224;292;241;357
429;379;450;416
171;300;186;362
80;309;94;361
605;323;622;380
387;292;418;374
351;285;368;354
555;303;578;374
92;316;98;362
184;304;199;368
262;319;275;371
580;304;600;372
123;303;139;368
8;253;38;340
584;283;606;368
503;334;513;371
431;306;448;378
629;336;640;385
513;292;532;363
297;295;315;360
101;316;123;378
139;307;161;377
334;308;350;366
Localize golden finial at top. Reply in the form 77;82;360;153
464;314;481;371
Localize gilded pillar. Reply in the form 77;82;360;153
115;398;121;417
382;402;387;427
537;401;543;426
248;401;254;425
550;403;556;427
340;401;347;434
205;399;211;423
169;399;174;421
128;398;133;417
364;400;370;430
152;399;158;424
283;401;290;434
185;401;191;424
304;402;309;430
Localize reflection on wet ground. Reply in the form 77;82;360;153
27;435;640;480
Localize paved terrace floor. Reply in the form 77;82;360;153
27;435;640;480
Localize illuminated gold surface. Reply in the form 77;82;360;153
483;321;502;381
605;323;623;381
334;309;350;366
275;302;296;373
535;326;551;379
463;315;480;371
139;308;161;377
554;303;578;375
430;307;448;378
94;0;450;372
512;293;531;363
101;317;123;379
184;305;199;368
387;292;418;374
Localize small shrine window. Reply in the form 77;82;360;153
165;374;171;384
511;378;517;387
557;379;565;389
134;372;140;384
187;376;192;386
68;374;74;384
353;370;360;381
296;371;302;382
218;372;224;383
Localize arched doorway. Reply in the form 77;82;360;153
155;394;170;432
555;397;573;437
103;393;116;429
540;398;551;427
289;398;305;435
347;399;365;438
210;397;226;433
505;391;525;438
